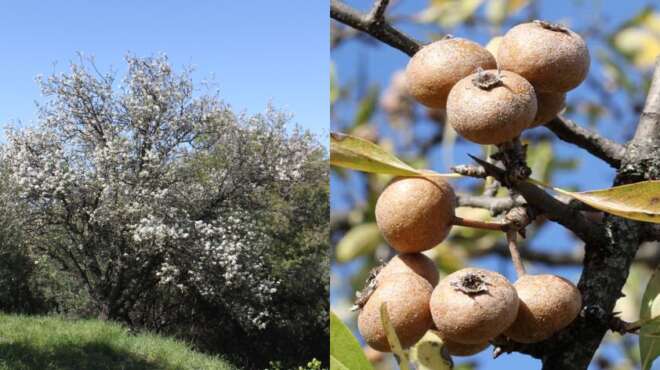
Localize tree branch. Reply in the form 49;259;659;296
330;0;421;56
456;193;523;215
545;116;625;168
457;156;607;246
529;58;660;370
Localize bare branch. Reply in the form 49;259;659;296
368;0;390;21
456;193;523;215
545;116;625;168
330;0;421;56
457;155;607;246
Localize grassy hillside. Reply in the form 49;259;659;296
0;314;237;370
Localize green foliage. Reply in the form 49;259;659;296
330;311;373;370
0;313;235;370
335;223;382;262
640;269;660;370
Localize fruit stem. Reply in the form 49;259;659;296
507;231;527;277
453;216;510;231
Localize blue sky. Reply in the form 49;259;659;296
0;1;328;138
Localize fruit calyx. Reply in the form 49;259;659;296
533;20;569;34
450;272;490;295
471;68;502;90
352;264;384;311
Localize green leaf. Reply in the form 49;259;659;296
485;0;529;26
330;132;460;178
419;0;484;28
410;331;453;370
380;302;410;370
331;63;340;105
336;223;383;263
330;311;373;370
550;180;660;223
640;269;660;370
353;86;379;128
611;8;660;68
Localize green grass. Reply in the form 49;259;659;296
0;314;237;370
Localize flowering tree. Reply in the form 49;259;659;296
3;54;328;360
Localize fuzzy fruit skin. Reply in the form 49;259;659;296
358;273;433;351
446;70;537;145
442;337;490;357
377;253;440;286
430;268;519;344
532;91;566;127
498;21;590;93
375;175;456;253
405;38;497;109
505;274;582;343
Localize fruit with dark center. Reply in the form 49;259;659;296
446;69;537;144
358;273;434;351
497;20;590;93
430;267;519;344
406;37;497;109
377;253;440;286
505;274;582;343
375;174;456;253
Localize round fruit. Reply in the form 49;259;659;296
442;337;490;357
377;253;439;286
532;91;565;127
430;267;519;344
405;37;497;109
504;274;582;343
375;174;456;253
497;20;590;93
446;69;537;145
358;273;434;351
485;36;503;56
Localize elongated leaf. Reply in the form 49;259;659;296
353;86;379;127
331;132;420;176
551;180;660;223
410;330;453;370
330;133;460;178
331;63;340;105
419;0;484;28
485;0;529;25
641;269;660;370
336;223;383;263
330;311;373;370
380;302;410;370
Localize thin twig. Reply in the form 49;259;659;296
453;216;510;231
545;116;625;169
330;0;422;56
507;231;527;277
456;193;523;215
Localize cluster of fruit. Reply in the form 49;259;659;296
356;20;589;356
406;20;590;145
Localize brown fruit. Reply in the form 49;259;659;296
358;273;433;351
497;20;590;93
531;91;566;127
405;37;497;109
430;267;519;344
505;274;582;343
375;175;456;253
446;69;537;145
377;253;439;286
442;337;490;357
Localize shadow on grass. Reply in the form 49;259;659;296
0;340;183;370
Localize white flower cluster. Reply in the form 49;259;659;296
3;55;319;332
